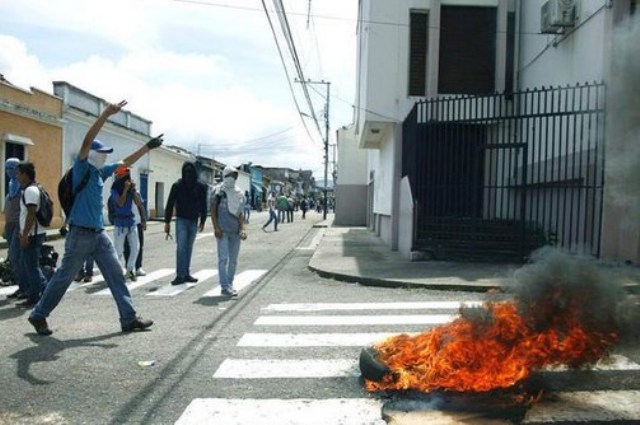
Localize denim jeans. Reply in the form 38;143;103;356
4;223;23;291
263;209;278;231
17;233;47;303
30;227;137;327
216;231;241;291
175;217;198;278
113;225;139;273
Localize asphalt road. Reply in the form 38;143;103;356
1;210;639;424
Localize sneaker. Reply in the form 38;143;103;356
28;316;53;336
74;273;83;282
262;226;268;233
83;275;93;283
221;288;238;297
171;277;186;286
135;268;147;277
184;275;198;283
121;316;153;332
126;271;137;282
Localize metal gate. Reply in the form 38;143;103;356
403;83;606;261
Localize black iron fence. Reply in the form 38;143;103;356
403;82;606;261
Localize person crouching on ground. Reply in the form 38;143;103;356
28;100;163;336
211;165;247;297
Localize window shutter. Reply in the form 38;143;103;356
408;11;428;96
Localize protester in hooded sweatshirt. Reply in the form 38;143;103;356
211;165;247;297
164;161;208;286
28;100;163;336
3;158;23;298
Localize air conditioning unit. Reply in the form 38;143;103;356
541;0;576;34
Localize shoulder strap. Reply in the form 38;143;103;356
74;170;91;195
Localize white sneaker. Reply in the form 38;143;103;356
136;268;147;277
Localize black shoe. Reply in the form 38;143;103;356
7;289;23;299
122;316;154;332
16;299;37;309
28;316;53;336
171;277;186;286
184;275;198;283
221;288;238;297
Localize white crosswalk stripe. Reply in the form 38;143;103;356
201;269;266;297
148;269;217;296
188;300;640;424
93;268;174;295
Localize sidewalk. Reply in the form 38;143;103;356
309;221;640;292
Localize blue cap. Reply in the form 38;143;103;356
91;139;113;153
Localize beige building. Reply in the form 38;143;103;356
0;78;64;233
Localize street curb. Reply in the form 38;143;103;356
307;264;502;293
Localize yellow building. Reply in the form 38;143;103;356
0;77;64;233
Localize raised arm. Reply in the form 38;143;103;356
79;100;127;160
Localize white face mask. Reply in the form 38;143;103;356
88;150;108;169
223;175;236;187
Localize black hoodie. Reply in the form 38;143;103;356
164;162;208;225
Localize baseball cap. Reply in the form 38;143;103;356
115;165;130;178
91;139;113;153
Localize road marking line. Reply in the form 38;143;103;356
148;269;218;296
254;314;457;326
213;359;359;378
0;286;17;296
262;301;483;312
201;269;266;297
237;332;410;347
175;398;385;425
69;275;105;291
93;268;174;295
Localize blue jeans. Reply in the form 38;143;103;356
216;232;241;291
175;217;198;278
4;223;22;290
17;233;47;303
30;227;137;327
263;209;278;231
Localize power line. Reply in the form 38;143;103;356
260;0;320;147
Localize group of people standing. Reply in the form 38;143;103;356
1;98;254;337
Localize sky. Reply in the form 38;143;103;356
0;0;358;178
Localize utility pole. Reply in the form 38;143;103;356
295;78;331;220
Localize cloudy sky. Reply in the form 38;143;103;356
0;0;358;178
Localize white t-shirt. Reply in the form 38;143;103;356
20;185;47;236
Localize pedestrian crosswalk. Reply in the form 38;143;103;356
65;267;267;298
176;300;640;424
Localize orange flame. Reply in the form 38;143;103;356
365;300;618;393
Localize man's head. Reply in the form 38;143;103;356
16;161;35;187
5;157;19;178
115;165;130;180
88;139;114;169
182;161;198;184
223;165;238;180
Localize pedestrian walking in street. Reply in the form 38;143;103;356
277;193;289;224
262;191;278;232
3;157;23;299
211;165;247;297
300;197;308;220
164;161;208;285
15;161;48;308
28;99;163;336
124;185;147;277
110;166;139;281
243;190;251;224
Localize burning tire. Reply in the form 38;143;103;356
359;346;392;382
